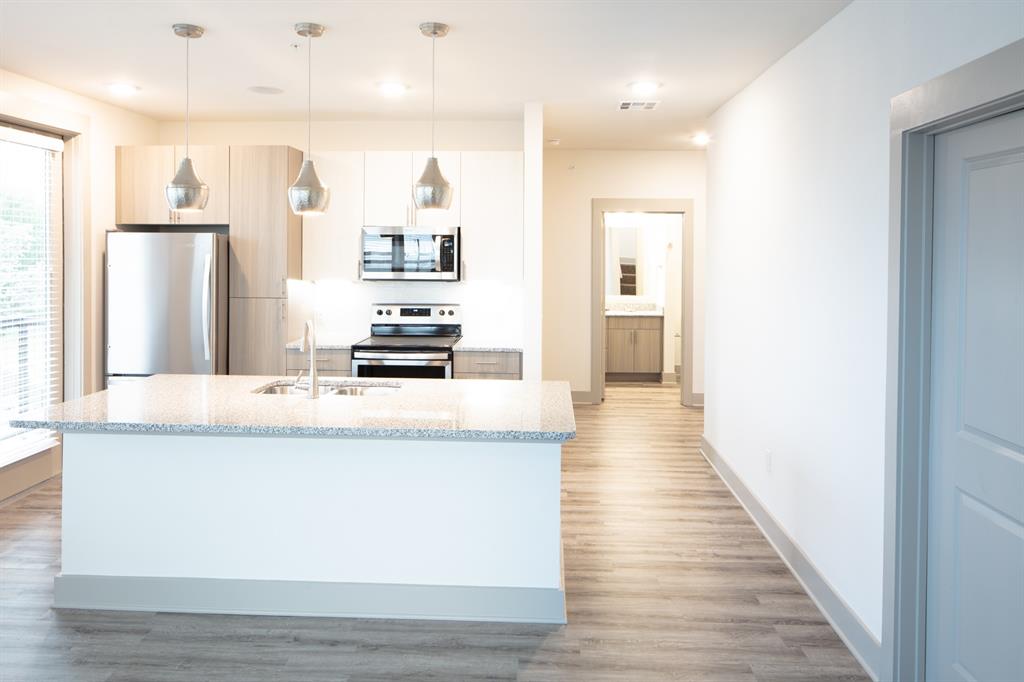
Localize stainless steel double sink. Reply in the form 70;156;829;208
254;381;400;397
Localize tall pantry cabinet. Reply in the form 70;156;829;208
227;146;303;375
114;144;302;377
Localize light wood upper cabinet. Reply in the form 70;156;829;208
412;151;461;228
363;151;412;227
115;145;229;225
229;297;286;375
172;145;229;225
228;146;303;298
461;152;522;281
115;145;175;225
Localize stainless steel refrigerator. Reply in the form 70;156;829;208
105;232;227;386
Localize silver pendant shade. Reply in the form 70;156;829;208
288;22;330;216
166;23;209;213
413;22;452;211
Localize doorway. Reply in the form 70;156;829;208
884;39;1023;682
603;212;682;384
589;198;697;407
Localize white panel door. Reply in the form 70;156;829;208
412;151;461;228
363;151;412;227
460;151;523;282
926;108;1024;681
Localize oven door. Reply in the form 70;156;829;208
351;351;453;379
361;228;459;281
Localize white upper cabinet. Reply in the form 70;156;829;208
363;151;462;229
363;151;413;227
302;152;364;281
460;151;523;282
412;151;461;229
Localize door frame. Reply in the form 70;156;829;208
587;198;697;406
883;38;1024;682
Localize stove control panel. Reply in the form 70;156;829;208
371;304;461;325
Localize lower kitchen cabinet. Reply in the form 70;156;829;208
606;316;663;378
229;298;286;376
285;348;352;376
454;351;522;380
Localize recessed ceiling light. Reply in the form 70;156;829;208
692;131;711;146
108;82;140;97
629;81;661;97
378;82;409;97
248;85;285;95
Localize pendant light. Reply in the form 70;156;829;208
288;22;330;215
413;22;452;211
165;24;209;213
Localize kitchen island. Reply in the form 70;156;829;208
12;374;576;623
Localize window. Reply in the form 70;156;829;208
0;125;63;466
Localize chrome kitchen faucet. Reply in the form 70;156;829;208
300;319;320;399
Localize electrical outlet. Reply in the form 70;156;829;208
765;449;773;474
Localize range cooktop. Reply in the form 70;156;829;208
351;334;461;352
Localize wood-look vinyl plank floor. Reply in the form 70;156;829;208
0;383;869;680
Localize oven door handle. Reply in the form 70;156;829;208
352;351;451;361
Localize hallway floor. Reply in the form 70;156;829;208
0;384;868;680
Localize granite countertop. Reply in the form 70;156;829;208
285;338;524;353
605;310;664;317
11;374;576;443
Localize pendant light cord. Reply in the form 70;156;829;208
431;32;436;157
185;35;190;157
307;33;312;157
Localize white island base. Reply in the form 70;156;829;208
56;432;565;623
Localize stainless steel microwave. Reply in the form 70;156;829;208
360;226;461;281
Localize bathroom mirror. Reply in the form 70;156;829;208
606;224;644;297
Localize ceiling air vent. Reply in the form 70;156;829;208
619;100;660;111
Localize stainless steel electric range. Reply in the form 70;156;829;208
351;304;461;379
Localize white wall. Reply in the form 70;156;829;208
156;120;522;151
542;150;706;394
0;69;160;395
704;0;1023;641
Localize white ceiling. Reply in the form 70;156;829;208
0;1;848;149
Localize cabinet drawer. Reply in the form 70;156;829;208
454;351;521;375
606;315;663;330
285;349;351;371
454;372;520;381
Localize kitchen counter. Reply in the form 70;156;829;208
18;374;571;624
285;338;524;354
605;309;664;317
12;374;573;442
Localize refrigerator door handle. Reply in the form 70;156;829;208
201;253;212;361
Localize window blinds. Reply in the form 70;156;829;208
0;125;63;467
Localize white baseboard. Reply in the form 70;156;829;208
700;437;881;681
55;574;567;624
